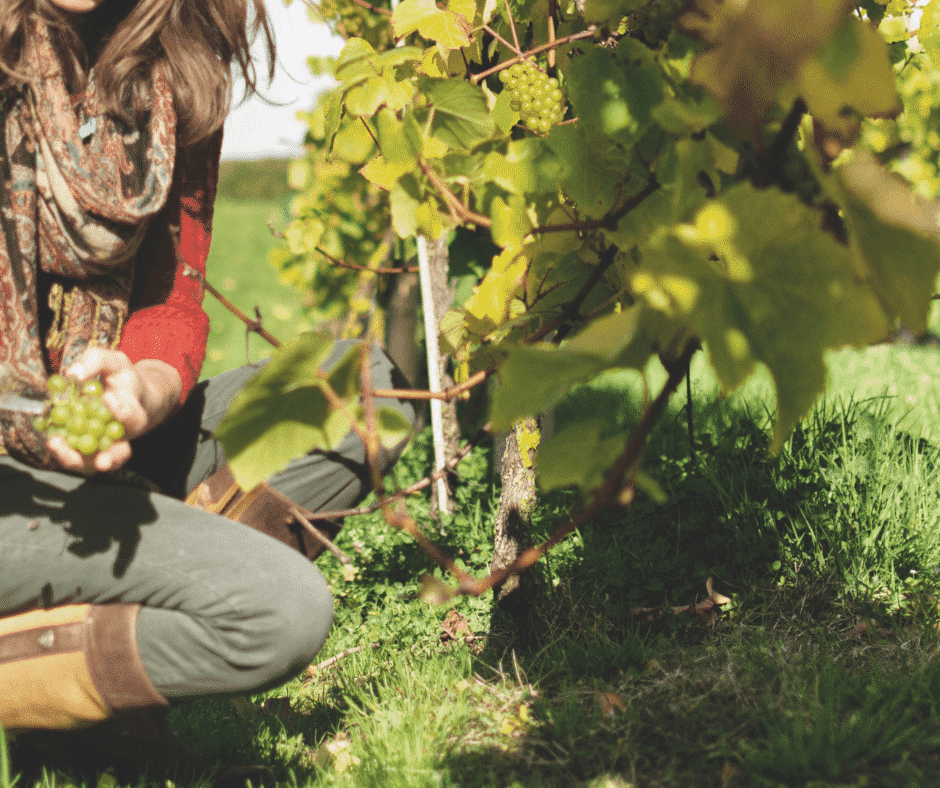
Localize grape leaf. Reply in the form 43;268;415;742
543;124;623;219
567;39;664;150
920;0;940;69
331;119;377;164
361;155;412;189
680;0;855;135
216;335;412;490
375;108;420;166
582;0;643;25
490;309;642;431
419;78;496;150
490;194;532;249
334;38;379;86
537;418;627;492
797;14;900;145
215;334;355;490
390;180;421;237
462;247;529;330
835;151;940;334
634;184;889;451
392;0;474;49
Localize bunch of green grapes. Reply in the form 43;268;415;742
628;0;687;47
33;374;126;456
499;61;565;135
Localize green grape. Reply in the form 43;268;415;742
66;414;88;435
105;420;126;442
502;59;565;133
74;433;98;456
47;374;68;394
86;417;106;437
35;374;126;456
81;380;104;397
88;399;111;420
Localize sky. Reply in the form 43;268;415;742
221;1;342;161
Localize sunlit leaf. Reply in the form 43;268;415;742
920;0;940;69
635;184;889;451
360;155;413;190
836;150;940;334
216;334;357;490
393;0;474;49
490;309;642;431
567;39;663;148
797;14;900;145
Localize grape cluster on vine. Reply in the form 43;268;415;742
499;61;565;135
33;374;126;456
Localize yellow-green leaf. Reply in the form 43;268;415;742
920;0;940;69
360;155;414;190
393;0;473;49
797;14;900;145
635;184;889;452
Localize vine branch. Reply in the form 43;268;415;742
316;245;419;274
418;158;493;228
472;28;596;83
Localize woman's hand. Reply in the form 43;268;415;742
47;348;182;475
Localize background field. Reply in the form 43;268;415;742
202;161;303;379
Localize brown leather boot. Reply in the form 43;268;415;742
0;603;166;733
186;465;342;560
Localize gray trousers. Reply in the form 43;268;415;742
0;341;417;699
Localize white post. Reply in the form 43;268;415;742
417;235;451;516
388;0;449;517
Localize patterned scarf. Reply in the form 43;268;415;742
0;21;176;468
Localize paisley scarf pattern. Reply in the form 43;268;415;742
0;21;176;467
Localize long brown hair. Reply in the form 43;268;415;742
0;0;275;148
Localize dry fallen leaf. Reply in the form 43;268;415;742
594;691;628;718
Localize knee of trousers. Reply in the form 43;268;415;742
221;553;335;688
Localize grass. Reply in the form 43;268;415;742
12;391;940;787
10;198;940;786
201;197;308;379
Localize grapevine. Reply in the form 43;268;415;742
33;374;126;456
213;0;940;600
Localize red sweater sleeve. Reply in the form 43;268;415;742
119;131;222;403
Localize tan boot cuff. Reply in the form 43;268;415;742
0;603;166;732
